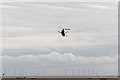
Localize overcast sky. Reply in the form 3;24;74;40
1;0;119;2
1;2;118;76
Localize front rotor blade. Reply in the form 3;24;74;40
65;29;70;30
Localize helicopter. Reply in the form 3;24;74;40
58;26;70;37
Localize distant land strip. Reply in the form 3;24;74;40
1;76;119;80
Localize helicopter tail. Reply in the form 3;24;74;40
58;31;61;33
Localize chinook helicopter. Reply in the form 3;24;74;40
58;26;70;37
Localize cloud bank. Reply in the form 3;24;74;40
2;52;118;76
3;52;117;64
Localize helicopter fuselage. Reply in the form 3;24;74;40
61;29;65;37
58;28;70;37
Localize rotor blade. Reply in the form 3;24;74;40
65;31;68;33
65;29;70;30
58;31;61;33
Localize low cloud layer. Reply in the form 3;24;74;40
3;52;117;64
2;52;118;76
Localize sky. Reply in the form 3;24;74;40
1;0;119;2
1;2;118;76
